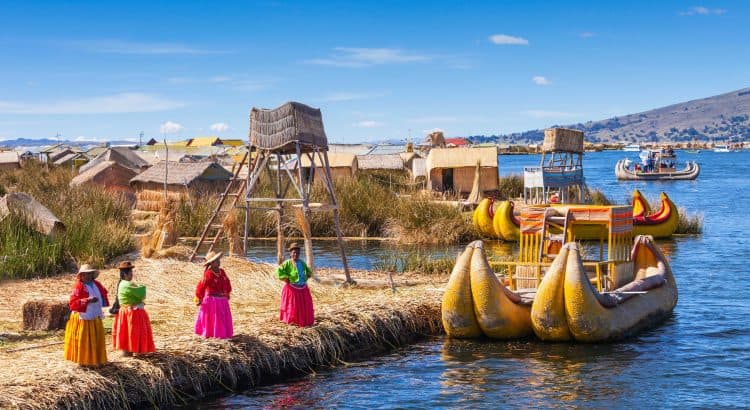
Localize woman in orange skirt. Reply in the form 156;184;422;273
277;243;315;327
64;264;109;366
112;261;155;355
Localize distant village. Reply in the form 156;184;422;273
0;133;746;210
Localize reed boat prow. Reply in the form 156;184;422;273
441;240;533;339
531;236;677;342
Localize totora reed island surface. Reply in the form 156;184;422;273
0;254;445;409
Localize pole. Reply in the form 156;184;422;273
163;139;168;202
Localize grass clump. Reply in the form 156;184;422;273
588;188;613;205
374;250;455;274
676;208;703;234
0;162;134;279
496;174;524;199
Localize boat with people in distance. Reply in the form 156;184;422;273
713;144;731;153
615;147;699;180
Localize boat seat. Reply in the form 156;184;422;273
514;288;537;305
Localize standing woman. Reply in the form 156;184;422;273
112;261;155;355
277;243;315;327
64;264;109;366
194;251;233;339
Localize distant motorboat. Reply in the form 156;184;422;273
623;143;642;152
714;144;731;153
685;149;700;154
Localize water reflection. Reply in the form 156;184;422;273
439;338;641;407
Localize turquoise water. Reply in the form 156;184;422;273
208;150;750;408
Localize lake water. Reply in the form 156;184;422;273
206;150;750;408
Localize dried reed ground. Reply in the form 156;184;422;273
0;255;446;409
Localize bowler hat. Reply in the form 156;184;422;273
287;242;301;251
203;251;223;266
118;261;134;269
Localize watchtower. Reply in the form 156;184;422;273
523;128;587;204
244;102;352;283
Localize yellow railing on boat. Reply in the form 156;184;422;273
489;260;632;292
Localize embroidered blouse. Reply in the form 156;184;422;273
68;280;109;318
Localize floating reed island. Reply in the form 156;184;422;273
0;256;443;409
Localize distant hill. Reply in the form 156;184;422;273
469;86;750;145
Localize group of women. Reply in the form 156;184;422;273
63;242;316;367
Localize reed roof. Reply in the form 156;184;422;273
426;146;498;170
79;147;150;173
356;153;404;170
249;101;328;154
70;160;137;186
130;161;233;185
189;136;223;147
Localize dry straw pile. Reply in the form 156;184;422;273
0;256;444;408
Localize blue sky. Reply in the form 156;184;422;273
0;1;747;143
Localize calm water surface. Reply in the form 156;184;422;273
207;150;750;408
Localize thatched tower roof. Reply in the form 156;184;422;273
130;161;232;186
249;101;328;154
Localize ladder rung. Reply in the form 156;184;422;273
210;224;224;230
547;216;566;224
547;234;565;241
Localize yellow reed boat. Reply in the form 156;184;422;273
446;203;677;342
473;189;680;241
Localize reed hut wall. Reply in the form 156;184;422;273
356;153;405;171
300;152;357;183
0;151;20;171
425;147;498;193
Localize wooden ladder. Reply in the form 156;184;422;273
189;151;250;262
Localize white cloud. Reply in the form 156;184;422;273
320;91;388;102
305;47;430;67
355;120;384;128
679;6;727;15
579;32;596;38
489;34;529;45
522;110;579;119
160;121;184;134
532;76;551;85
68;39;228;54
0;93;184;114
210;123;230;132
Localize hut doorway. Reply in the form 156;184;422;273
442;169;454;191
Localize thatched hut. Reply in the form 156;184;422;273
0;151;20;171
79;147;150;174
129;161;233;211
426;147;498;193
300;152;358;182
70;161;138;203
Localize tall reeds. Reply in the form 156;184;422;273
0;162;134;279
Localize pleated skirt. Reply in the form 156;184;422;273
194;296;233;339
64;312;107;366
113;307;155;354
280;283;315;327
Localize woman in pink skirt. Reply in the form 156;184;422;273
277;243;315;327
194;251;233;338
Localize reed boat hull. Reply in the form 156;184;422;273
531;236;678;342
472;198;497;238
492;200;520;241
615;159;700;180
631;191;680;238
442;241;532;339
441;245;482;338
